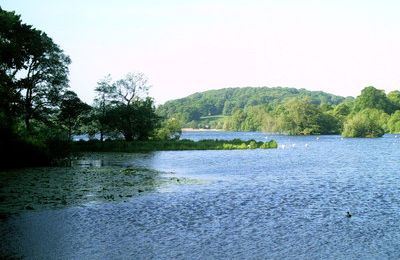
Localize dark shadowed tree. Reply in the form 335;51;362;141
0;8;71;132
0;8;31;134
0;8;73;168
58;90;91;140
94;75;114;141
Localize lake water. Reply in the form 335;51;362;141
1;132;400;259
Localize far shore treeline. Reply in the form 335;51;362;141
158;86;400;138
1;7;399;168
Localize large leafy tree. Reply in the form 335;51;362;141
0;8;73;168
354;86;393;114
94;72;160;141
277;98;323;135
0;8;71;132
342;109;388;138
0;8;31;133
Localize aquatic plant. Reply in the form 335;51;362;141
73;139;278;152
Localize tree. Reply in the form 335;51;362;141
0;8;32;133
104;98;159;141
0;8;73;168
93;72;160;141
0;8;71;132
387;90;400;111
342;109;387;137
277;98;323;135
153;118;182;140
223;108;246;131
332;101;353;131
387;110;400;133
114;72;149;105
94;75;114;141
58;91;91;140
354;86;393;114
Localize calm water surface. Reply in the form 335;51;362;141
2;132;400;259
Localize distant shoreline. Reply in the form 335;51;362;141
181;128;224;132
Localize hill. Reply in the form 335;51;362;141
157;87;348;126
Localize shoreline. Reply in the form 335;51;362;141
181;128;224;132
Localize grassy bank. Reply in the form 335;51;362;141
73;139;278;153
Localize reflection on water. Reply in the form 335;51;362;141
2;133;400;259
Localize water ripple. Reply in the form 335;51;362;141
2;133;400;259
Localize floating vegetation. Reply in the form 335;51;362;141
0;161;200;214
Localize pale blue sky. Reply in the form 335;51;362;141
2;0;400;104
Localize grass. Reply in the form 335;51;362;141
73;139;278;153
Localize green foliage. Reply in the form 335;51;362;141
74;139;278;152
58;91;91;139
104;98;160;141
276;98;323;135
223;98;340;135
354;86;393;114
159;85;400;137
387;110;400;133
342;109;387;138
93;73;160;141
0;8;74;168
1;8;70;131
153;118;182;140
157;87;346;128
224;109;247;131
387;90;400;111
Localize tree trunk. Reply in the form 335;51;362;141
25;113;31;132
100;130;104;141
68;127;72;141
24;87;32;132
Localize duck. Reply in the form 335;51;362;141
346;211;352;218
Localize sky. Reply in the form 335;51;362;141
2;0;400;104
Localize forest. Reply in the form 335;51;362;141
157;86;400;137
